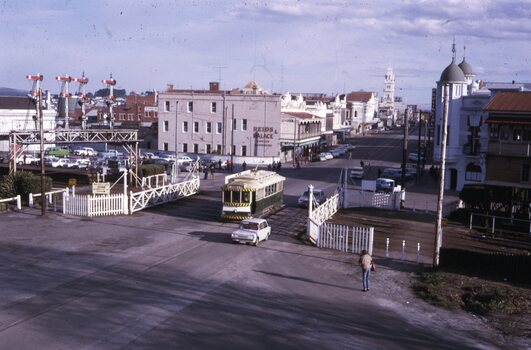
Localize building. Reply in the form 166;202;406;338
279;111;323;164
484;92;531;201
433;45;491;191
157;82;282;160
0;96;56;154
379;67;396;125
344;91;378;135
96;92;158;127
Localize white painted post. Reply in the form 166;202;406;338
308;184;314;217
401;240;405;260
385;238;389;257
368;227;374;255
492;216;495;234
62;192;66;213
72;185;76;197
469;213;473;230
123;169;128;214
343;168;348;208
29;193;34;208
416;243;421;263
16;195;21;210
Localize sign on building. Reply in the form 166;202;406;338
92;182;111;195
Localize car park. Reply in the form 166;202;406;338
298;189;327;207
349;166;364;179
231;218;271;246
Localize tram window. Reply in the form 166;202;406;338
242;191;250;203
224;190;232;202
265;184;277;196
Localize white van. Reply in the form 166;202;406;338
375;178;395;193
350;166;364;179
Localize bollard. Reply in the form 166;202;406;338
416;243;420;264
16;195;21;210
385;238;389;258
72;185;76;198
401;240;405;260
29;193;34;208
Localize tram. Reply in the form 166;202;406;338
221;169;285;221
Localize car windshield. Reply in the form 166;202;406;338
240;222;259;230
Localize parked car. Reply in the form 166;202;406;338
298;189;327;207
44;156;59;167
375;178;395;193
177;156;193;165
73;158;90;168
99;150;122;158
16;154;40;165
143;152;158;159
380;168;400;181
73;147;97;157
231;218;271;246
46;146;70;158
350;166;364;180
155;152;176;162
50;158;70;168
408;152;425;162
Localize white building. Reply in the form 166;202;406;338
433;46;491;191
344;91;378;135
0;96;56;154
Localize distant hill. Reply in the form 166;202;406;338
0;87;29;96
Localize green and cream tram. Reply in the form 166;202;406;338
222;169;285;221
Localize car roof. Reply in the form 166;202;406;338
350;166;363;171
241;218;266;224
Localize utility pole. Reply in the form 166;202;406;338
174;101;179;180
102;74;116;129
400;107;409;208
26;73;46;216
434;84;450;267
417;110;422;183
72;73;89;129
230;104;234;172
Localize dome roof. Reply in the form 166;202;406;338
439;60;466;83
458;58;474;76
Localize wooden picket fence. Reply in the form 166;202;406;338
63;193;126;217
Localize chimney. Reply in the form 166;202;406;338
209;82;220;91
166;84;174;91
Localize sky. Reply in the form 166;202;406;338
1;0;531;107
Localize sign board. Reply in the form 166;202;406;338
68;178;77;187
92;182;111;195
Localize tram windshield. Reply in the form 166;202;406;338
224;189;251;203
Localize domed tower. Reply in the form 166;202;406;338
458;46;474;85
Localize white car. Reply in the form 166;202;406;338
231;218;271;246
73;147;97;157
177;156;193;165
50;158;70;168
16;154;40;165
350;166;364;179
74;158;91;168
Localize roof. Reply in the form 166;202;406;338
345;91;373;103
241;218;267;224
0;96;36;110
439;59;466;83
282;112;318;120
244;81;261;90
225;170;285;190
484;92;531;112
458;58;474;76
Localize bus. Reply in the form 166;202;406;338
222;169;285;221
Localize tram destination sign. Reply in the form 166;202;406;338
92;182;111;195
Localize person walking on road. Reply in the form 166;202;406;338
242;161;247;171
358;249;374;292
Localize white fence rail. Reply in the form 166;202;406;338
130;177;200;213
29;188;68;212
307;187;341;244
141;173;168;188
344;190;401;210
318;223;374;255
0;195;21;210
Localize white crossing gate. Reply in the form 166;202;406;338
318;222;374;255
63;193;126;217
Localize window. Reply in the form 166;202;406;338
164;101;170;112
128;113;134;120
265;184;277;197
241;145;247;156
523;126;531;141
188;101;193;113
182;143;188;153
522;164;530;183
232;145;236;155
163;142;169;151
232;118;237;131
183;121;188;132
206;144;211;154
499;125;510;140
119;113;125;121
211;102;217;113
436;125;441;145
242;119;247;131
163;121;169;132
217;122;222;134
513;127;522;141
465;163;482;182
194;121;199;133
193;143;199;153
217;144;222;154
489;125;499;141
206;122;212;133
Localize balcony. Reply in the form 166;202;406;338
487;142;531;158
462;142;481;156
